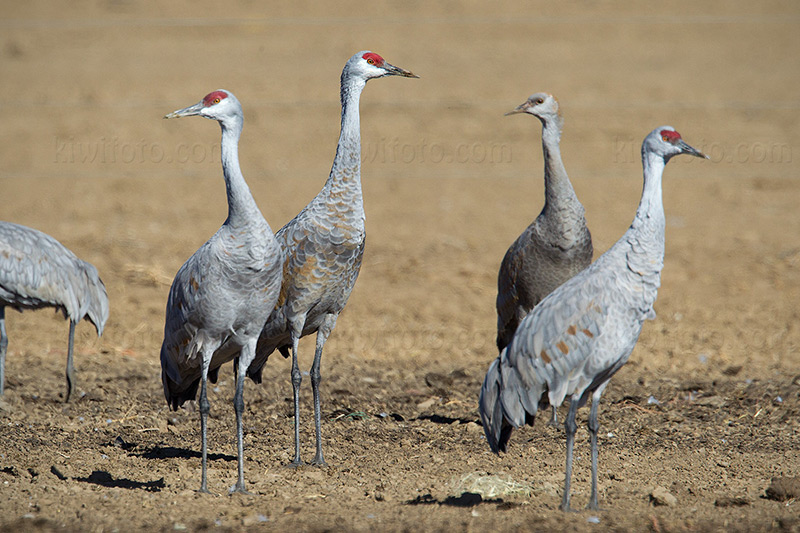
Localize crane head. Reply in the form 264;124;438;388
505;92;560;121
346;50;418;80
164;90;242;122
643;126;708;161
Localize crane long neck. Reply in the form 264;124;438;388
325;74;366;195
633;150;666;235
616;148;668;305
220;117;261;228
540;115;579;214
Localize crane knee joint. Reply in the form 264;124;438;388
199;396;211;414
233;395;244;414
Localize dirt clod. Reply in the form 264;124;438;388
765;477;800;502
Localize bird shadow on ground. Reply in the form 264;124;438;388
405;492;516;508
415;414;478;425
132;445;235;462
73;470;166;492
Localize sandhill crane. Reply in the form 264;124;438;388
159;90;283;494
0;222;108;402
497;93;593;424
246;51;417;467
480;126;707;511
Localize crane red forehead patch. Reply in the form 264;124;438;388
203;91;228;107
660;129;682;143
362;52;385;67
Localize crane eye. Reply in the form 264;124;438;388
367;58;375;65
213;98;221;104
661;135;668;142
536;98;544;104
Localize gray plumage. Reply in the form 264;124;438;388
480;126;707;511
498;94;593;428
497;93;592;353
159;90;283;494
246;51;417;467
0;221;108;402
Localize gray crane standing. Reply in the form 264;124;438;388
159;90;283;494
480;126;707;511
497;93;593;424
246;51;417;467
0;221;108;402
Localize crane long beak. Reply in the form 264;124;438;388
384;63;419;78
504;102;529;116
164;101;204;119
679;140;709;159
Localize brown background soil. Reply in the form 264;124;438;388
1;1;799;531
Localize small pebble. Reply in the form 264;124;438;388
417;397;437;410
650;486;677;506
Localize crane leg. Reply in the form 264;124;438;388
559;397;579;512
230;341;256;494
289;331;304;467
65;321;76;403
586;390;603;511
0;307;7;396
198;357;213;494
310;315;335;466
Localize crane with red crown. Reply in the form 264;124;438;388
480;126;708;511
247;51;417;467
159;89;283;494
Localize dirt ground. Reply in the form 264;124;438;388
1;1;800;531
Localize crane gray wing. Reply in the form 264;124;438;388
497;278;610;428
160;253;226;383
0;222;108;333
249;205;364;380
277;210;363;309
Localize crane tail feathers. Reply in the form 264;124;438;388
76;260;109;337
480;350;542;454
479;358;509;453
161;368;200;411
